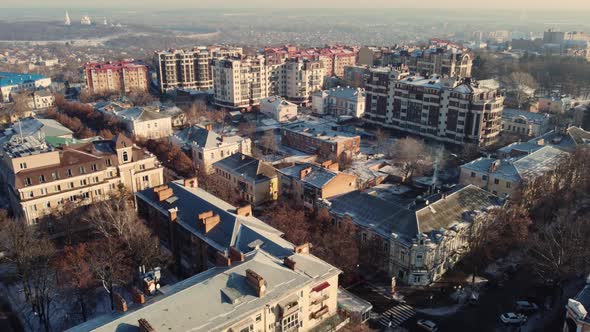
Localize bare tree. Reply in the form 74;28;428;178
89;238;132;311
503;72;538;108
375;128;390;155
259;130;279;154
56;244;96;322
9;91;33;122
0;218;57;332
387;137;433;181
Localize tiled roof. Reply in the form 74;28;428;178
278;163;338;189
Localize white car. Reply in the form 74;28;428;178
515;301;539;312
500;312;527;324
417;319;439;332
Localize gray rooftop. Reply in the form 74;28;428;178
502;108;551;125
1;117;72;141
175;125;243;149
337;287;373;314
278;163;338;189
66;250;339;332
115;106;170;122
213;153;277;183
282;118;359;144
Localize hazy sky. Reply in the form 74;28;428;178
2;0;590;10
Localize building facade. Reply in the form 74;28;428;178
213;153;278;205
171;124;252;173
154;46;243;93
112;107;173;140
260;96;298;122
83;61;148;95
501;108;551;137
278;162;358;209
0;134;163;224
365;75;504;147
312;87;366;118
0;72;52;103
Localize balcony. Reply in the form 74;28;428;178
310;293;330;306
310;306;329;320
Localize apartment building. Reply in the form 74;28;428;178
459;145;568;198
211;55;270;109
501;108;551;137
278;161;357;209
211;56;325;109
83;61;148;95
364;66;410;123
365;74;504;147
343;65;369;88
0;72;52;102
281;119;361;163
213;153;278;205
358;46;386;66
284;58;325;105
312;87;366;118
382;46;473;78
325;184;500;286
154;46;243;93
171;124;251;173
112;106;173;140
264;45;357;77
260;96;298;122
0;134;163;224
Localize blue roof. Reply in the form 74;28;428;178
0;72;47;87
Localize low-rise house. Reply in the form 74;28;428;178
501;108;551;137
25;89;55;110
171;124;251;173
213;153;278;205
324;184;500;286
497;126;590;158
114;106;173;139
0;134;163;224
564;277;590;332
277;161;358;209
312;87;366;118
281;119;361;163
0;72;52;102
538;96;572;114
159;105;186;127
1;117;73;142
260;96;298;123
460;145;568;198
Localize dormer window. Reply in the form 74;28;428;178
122;151;129;162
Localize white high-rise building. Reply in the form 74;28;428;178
64;11;71;26
80;15;92;25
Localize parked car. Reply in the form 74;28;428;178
500;312;527;324
417;319;439;332
515;301;539;313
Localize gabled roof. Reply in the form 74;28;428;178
115;106;170;122
278;163;338;189
113;133;132;149
213;153;277;183
3;117;72;140
136;180;293;257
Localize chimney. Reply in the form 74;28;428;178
284;257;296;270
153;185;169;194
168;208;178;222
205;123;213;131
215;251;231;267
113;292;128;312
156;188;174;202
294;243;311;254
132;287;146;305
138;318;155;332
246;269;267;297
184;177;198;188
327;162;339;172
198;210;214;221
229;246;245;262
236;205;253;217
299;167;312;179
202;214;221;233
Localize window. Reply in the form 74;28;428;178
55;185;61;191
416;254;423;265
40;188;48;195
67;169;73;177
255;314;261;322
494;178;499;184
413;275;421;283
19;162;27;169
80;179;87;186
24;177;32;186
91;164;98;171
28;191;34;198
45;202;50;209
142;175;149;182
39;175;46;183
51;172;59;180
470;172;476;178
122;151;129;162
106;159;112;166
282;313;299;331
506;182;511;188
79;166;85;174
482;175;488;181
